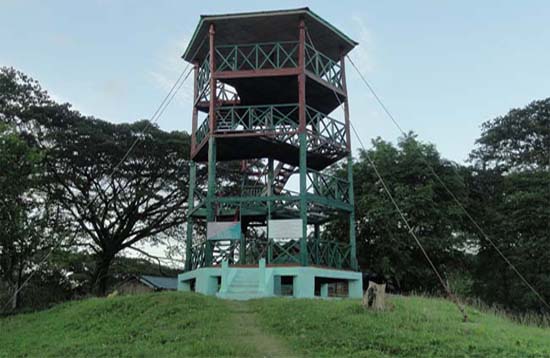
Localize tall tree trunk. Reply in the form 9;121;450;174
11;266;24;310
11;282;19;311
91;253;115;296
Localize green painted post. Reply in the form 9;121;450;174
299;132;308;266
298;18;308;267
239;204;246;264
347;153;358;271
206;136;217;266
314;224;320;265
267;239;273;264
185;161;197;271
267;158;274;223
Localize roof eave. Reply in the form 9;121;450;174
181;7;358;62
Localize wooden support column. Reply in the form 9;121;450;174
206;23;217;266
191;62;199;153
298;18;308;266
185;161;196;271
239;206;246;264
186;62;200;271
340;50;352;153
267;159;274;220
340;51;358;271
208;23;217;134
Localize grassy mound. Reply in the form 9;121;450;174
1;292;549;357
251;295;550;357
0;293;252;357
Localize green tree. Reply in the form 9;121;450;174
1;67;191;296
0;124;50;310
471;98;549;171
41;113;190;295
327;133;469;293
468;98;550;312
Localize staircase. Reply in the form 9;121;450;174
220;269;263;300
240;159;296;196
273;162;296;194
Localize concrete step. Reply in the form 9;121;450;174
228;286;260;293
220;292;264;300
230;281;259;286
224;270;261;298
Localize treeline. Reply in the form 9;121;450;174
327;98;550;314
0;67;189;311
1;67;548;315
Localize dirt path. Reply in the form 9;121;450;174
225;300;299;358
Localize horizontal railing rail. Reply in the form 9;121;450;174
195;117;210;147
215;104;299;133
268;239;301;264
215;41;299;72
188;237;352;270
304;43;343;89
308;239;351;269
307;170;350;204
210;41;342;89
305;106;347;150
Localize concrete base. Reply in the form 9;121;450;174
178;259;363;300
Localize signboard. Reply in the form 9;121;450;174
207;222;241;240
268;219;302;239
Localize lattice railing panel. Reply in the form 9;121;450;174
306;106;347;151
304;43;343;89
215;41;299;72
307;170;350;204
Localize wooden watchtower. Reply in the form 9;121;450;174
178;8;363;299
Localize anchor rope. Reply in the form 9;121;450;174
305;29;469;320
345;54;550;312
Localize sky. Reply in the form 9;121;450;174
2;0;550;163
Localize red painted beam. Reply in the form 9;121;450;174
214;67;300;80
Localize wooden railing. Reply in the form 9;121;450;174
215;41;299;72
188;237;352;271
307;170;350;204
199;40;343;89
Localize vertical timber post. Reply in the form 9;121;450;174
267;159;274;221
185;161;196;271
206;23;217;266
191;62;199;154
341;51;358;271
185;62;200;271
298;18;308;266
239;207;245;264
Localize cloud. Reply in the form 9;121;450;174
100;79;128;100
351;15;374;74
48;33;76;48
149;35;194;107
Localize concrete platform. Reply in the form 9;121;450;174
178;259;363;300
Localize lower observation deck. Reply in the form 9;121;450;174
188;167;352;225
192;104;348;170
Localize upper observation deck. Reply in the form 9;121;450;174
183;8;358;113
183;8;357;64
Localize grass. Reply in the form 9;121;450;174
0;292;254;357
1;292;549;357
250;295;550;357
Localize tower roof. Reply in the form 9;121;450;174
182;7;358;63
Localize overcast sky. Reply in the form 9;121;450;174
2;0;549;164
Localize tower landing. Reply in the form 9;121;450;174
179;260;362;300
